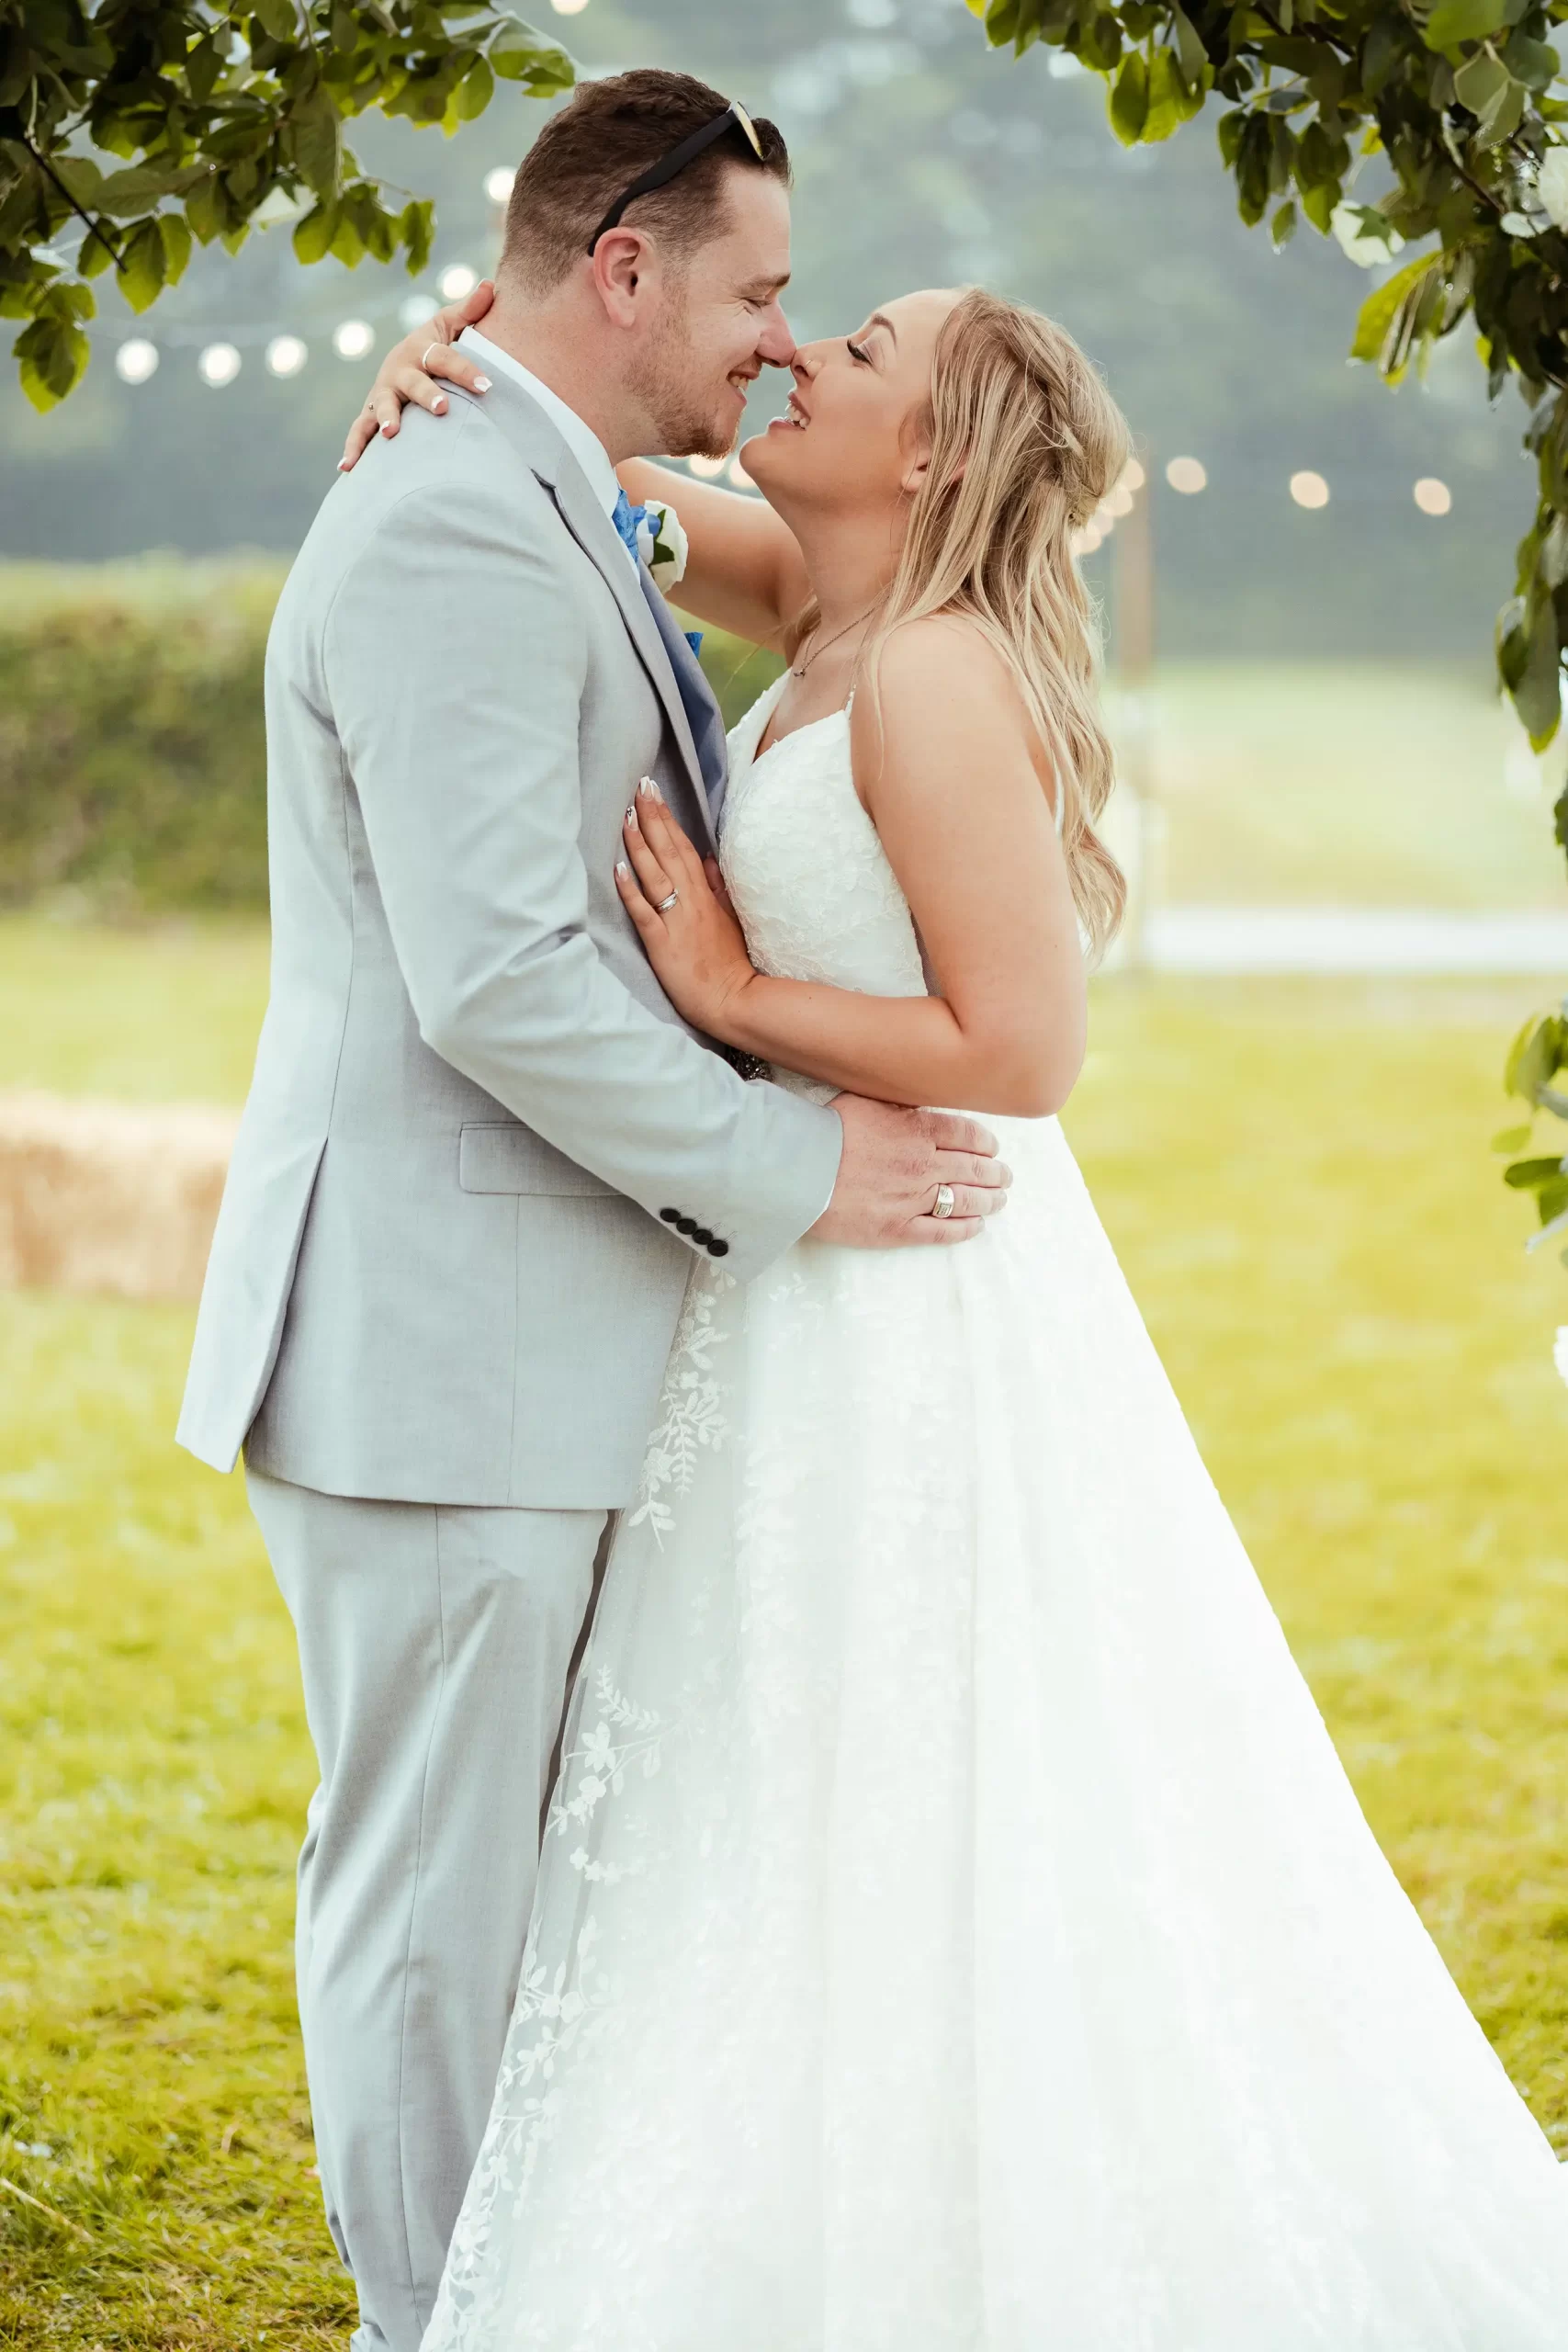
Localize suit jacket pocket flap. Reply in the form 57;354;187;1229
458;1123;616;1198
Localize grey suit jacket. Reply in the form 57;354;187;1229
176;375;841;1508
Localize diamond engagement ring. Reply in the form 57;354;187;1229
931;1182;955;1220
656;888;680;913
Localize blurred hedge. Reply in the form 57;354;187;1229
0;560;781;916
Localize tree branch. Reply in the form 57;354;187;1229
17;130;125;274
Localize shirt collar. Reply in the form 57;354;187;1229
458;328;621;523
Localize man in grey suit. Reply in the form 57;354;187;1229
178;66;1005;2352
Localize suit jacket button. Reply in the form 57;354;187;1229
691;1226;713;1248
675;1216;698;1237
660;1207;680;1224
707;1238;729;1258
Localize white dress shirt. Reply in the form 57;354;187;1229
457;328;622;523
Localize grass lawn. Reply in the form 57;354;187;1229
1;929;1566;2345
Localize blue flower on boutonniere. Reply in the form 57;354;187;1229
634;498;689;592
684;630;704;659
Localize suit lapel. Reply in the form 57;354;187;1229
470;376;718;854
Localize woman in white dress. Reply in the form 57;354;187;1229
363;288;1568;2349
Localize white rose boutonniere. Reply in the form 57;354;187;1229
635;497;688;591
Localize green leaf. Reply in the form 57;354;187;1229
1423;0;1510;48
251;0;299;41
290;85;342;198
96;164;184;220
1453;48;1508;113
1502;28;1559;87
159;212;192;288
1271;197;1297;246
292;200;338;264
1508;596;1563;749
1503;1154;1568;1187
1506;1013;1568;1100
1169;1;1208;87
1492;1124;1534;1151
118;219;167;314
14;313;90;411
1349;252;1438;367
455;52;493;119
1109;51;1149;143
400;198;434;277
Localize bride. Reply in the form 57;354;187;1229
346;288;1568;2347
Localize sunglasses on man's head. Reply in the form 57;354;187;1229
586;101;766;255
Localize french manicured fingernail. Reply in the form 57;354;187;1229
615;859;630;876
431;397;446;414
625;805;638;830
639;775;663;802
473;374;491;391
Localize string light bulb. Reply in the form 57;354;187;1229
116;339;159;384
1166;456;1207;493
1290;469;1330;510
333;320;375;360
484;167;515;205
198;342;241;387
688;455;727;478
1414;476;1452;515
439;264;478;301
265;334;308;378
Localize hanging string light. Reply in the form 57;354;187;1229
1166;455;1206;493
333;320;375;361
1414;476;1452;515
484;167;515;205
198;342;241;387
265;334;308;378
1290;469;1330;509
438;264;478;301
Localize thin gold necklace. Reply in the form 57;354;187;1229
791;605;876;678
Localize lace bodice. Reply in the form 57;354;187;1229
719;677;927;1101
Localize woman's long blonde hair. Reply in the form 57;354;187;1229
793;288;1133;962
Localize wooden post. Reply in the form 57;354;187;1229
1112;456;1156;973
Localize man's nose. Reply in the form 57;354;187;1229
756;299;795;368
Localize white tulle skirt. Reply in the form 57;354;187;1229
423;1114;1568;2352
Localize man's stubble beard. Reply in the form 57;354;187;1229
627;277;740;462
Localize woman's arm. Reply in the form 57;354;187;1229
615;618;1087;1119
337;286;808;646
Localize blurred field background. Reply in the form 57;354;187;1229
3;917;1567;2345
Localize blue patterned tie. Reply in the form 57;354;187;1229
611;486;649;571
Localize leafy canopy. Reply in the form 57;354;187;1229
968;0;1568;794
0;0;574;413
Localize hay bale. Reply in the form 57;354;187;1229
0;1091;237;1301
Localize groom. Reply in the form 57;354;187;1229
178;66;1004;2352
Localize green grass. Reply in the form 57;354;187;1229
1115;661;1568;908
2;929;1566;2344
0;921;269;1103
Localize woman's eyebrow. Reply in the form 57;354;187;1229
865;311;898;345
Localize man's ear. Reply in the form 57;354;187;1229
590;227;656;328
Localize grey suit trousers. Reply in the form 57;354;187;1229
248;1467;609;2352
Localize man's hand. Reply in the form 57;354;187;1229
811;1095;1010;1248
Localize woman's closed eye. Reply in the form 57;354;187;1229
846;338;872;365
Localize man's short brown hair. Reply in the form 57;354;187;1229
500;68;791;294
